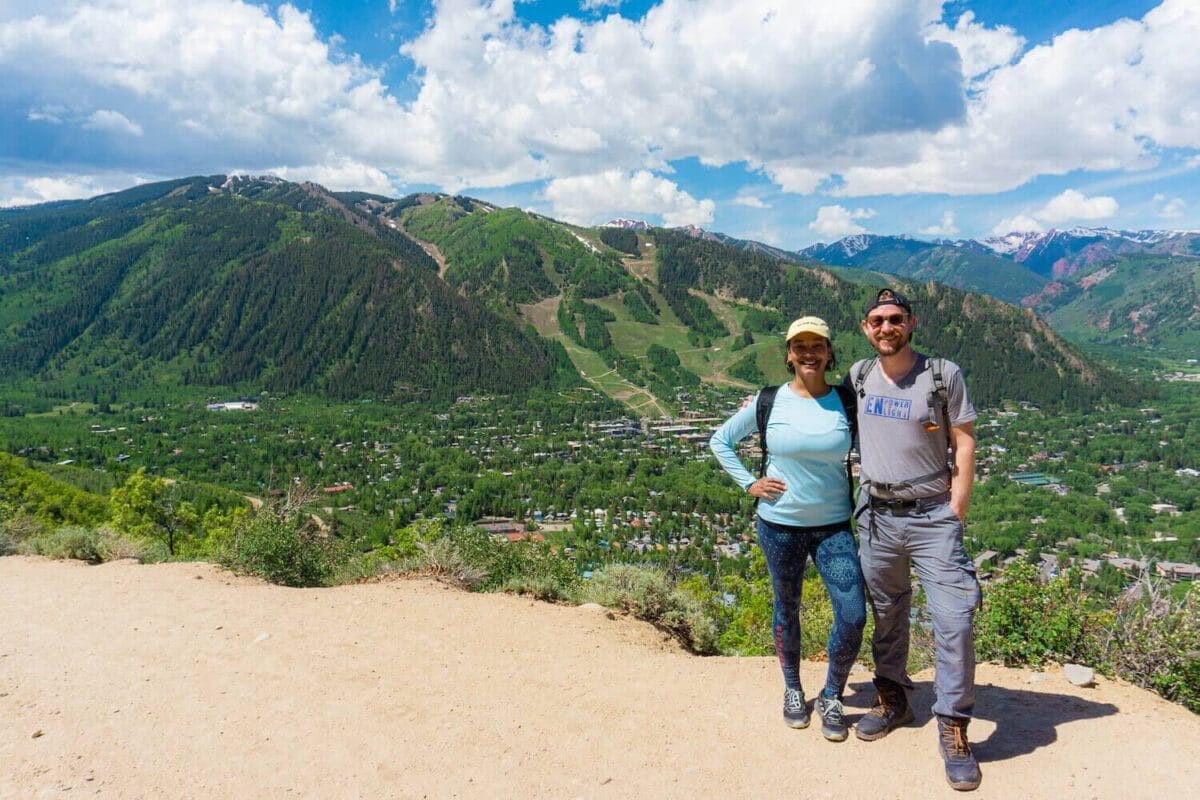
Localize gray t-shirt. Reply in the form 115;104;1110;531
846;354;976;500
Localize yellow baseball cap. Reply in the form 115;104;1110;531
785;316;831;342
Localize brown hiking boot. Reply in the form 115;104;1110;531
937;715;982;791
854;677;914;741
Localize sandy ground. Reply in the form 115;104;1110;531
2;556;1197;800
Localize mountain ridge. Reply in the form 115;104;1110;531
0;177;1150;411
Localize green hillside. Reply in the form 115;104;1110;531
393;197;634;309
651;230;1145;409
1036;255;1200;363
0;177;1149;414
0;177;572;401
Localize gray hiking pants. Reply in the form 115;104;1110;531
857;490;981;719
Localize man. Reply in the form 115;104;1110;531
845;288;982;792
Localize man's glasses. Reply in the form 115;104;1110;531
865;313;908;328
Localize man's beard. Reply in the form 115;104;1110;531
872;330;910;355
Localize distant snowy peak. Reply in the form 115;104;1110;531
603;218;654;231
978;230;1043;257
976;227;1200;279
797;234;919;263
835;234;902;258
980;227;1195;255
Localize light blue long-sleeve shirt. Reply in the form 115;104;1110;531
709;383;852;527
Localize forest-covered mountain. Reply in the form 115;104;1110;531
650;230;1144;409
0;176;573;400
0;176;1148;411
798;234;1047;305
1027;254;1200;360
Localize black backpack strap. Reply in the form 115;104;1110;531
930;357;955;469
931;357;949;429
833;384;857;447
833;384;858;504
755;384;779;478
853;357;877;398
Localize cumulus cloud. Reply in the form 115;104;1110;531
990;214;1043;236
732;190;770;209
1156;195;1186;219
918;210;958;236
987;189;1118;235
737;226;782;246
1035;189;1118;223
0;0;964;194
808;205;875;240
263;158;398;195
543;170;714;226
0;173;146;208
840;0;1200;196
925;11;1024;80
83;109;143;137
581;0;623;10
1;0;1197;209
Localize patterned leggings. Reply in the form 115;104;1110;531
756;517;866;697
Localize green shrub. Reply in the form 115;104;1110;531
27;525;106;562
397;536;487;590
976;561;1101;667
582;564;721;654
220;510;347;587
1;511;45;545
23;525;150;563
497;574;579;602
1097;581;1200;713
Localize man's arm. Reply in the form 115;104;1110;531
949;421;976;522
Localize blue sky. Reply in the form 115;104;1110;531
1;1;1197;246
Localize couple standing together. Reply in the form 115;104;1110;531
710;288;983;791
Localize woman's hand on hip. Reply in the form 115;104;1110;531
748;477;786;502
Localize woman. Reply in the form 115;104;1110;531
709;316;865;742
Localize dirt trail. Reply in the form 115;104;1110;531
2;556;1197;799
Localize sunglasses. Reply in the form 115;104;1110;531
865;313;908;328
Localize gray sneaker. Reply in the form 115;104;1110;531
783;687;810;728
816;693;848;741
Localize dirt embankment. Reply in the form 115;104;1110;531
2;556;1197;799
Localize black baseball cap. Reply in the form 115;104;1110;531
863;287;912;317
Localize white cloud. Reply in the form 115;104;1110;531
27;106;65;124
764;165;827;195
732;190;770;209
918;210;958;237
264;158;398;195
925;11;1024;80
543;169;715;226
1158;196;1186;219
581;1;623;10
808;205;875;240
990;214;1042;236
838;0;1200;196
1;0;1197;208
0;0;964;193
1035;189;1118;223
0;173;147;208
742;227;782;246
83;109;143;137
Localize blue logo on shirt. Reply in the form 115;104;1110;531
864;394;912;420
